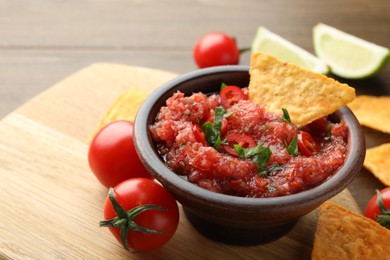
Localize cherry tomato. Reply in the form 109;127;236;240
364;187;390;229
220;85;248;109
297;131;318;156
88;120;153;188
222;133;256;157
100;178;179;251
193;32;239;68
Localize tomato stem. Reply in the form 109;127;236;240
99;188;168;251
108;187;127;219
376;190;390;229
239;47;251;54
113;218;127;228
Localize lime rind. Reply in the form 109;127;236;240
313;23;390;79
251;27;330;74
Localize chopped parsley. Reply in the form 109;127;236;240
202;106;225;150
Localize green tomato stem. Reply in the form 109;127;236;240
376;189;390;229
99;187;168;251
108;187;127;219
239;47;251;54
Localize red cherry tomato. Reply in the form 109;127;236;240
365;187;390;229
88;120;153;188
220;85;248;109
222;133;256;157
101;178;179;251
193;32;239;68
297;131;318;156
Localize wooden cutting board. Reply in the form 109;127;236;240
0;63;360;259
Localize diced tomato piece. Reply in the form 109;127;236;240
192;124;208;146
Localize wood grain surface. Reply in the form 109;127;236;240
0;64;360;259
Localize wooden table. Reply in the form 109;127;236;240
0;0;389;258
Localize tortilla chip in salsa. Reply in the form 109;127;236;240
248;52;355;127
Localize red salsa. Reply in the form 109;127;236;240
150;86;348;198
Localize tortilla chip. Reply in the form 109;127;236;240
364;143;390;186
89;87;148;140
248;52;355;127
348;95;390;134
312;201;390;259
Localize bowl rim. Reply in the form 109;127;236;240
134;65;365;210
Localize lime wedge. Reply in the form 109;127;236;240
251;26;329;74
313;23;390;79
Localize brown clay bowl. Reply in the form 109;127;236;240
133;65;365;245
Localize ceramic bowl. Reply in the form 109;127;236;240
134;65;365;245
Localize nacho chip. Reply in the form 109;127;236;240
89;87;148;140
312;201;390;259
364;143;390;186
248;52;355;127
348;95;390;134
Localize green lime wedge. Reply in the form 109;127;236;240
251;26;329;74
313;23;390;79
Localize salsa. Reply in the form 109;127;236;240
150;86;348;198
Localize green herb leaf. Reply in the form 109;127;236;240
234;143;264;159
234;143;271;176
213;107;225;132
214;135;222;150
202;122;217;144
287;135;298;156
282;108;291;123
220;82;228;91
254;147;271;177
201;106;225;150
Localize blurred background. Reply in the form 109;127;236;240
0;0;389;210
1;0;389;118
